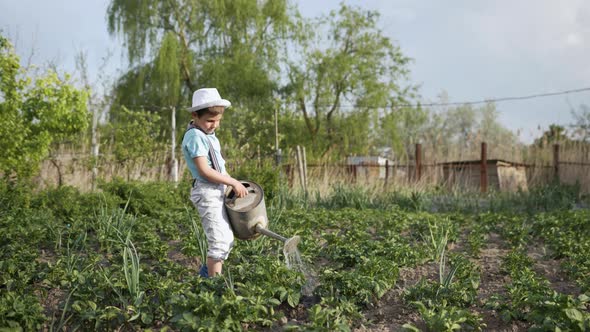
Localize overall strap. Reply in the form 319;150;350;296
185;122;221;172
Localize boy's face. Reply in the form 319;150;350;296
194;112;223;134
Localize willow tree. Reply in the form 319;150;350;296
154;32;180;107
284;4;416;159
107;0;302;159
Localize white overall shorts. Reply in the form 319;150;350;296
189;180;234;260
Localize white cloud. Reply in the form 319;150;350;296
565;33;582;47
453;1;589;55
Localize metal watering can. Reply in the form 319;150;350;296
224;181;300;253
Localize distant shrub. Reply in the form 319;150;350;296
0;179;34;212
230;160;280;202
98;177;189;216
30;185;118;221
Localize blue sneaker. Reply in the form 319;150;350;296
199;264;209;278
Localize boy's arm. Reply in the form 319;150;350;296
194;156;248;197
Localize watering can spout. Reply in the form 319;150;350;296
254;223;287;242
255;223;301;254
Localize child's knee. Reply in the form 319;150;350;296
207;236;233;260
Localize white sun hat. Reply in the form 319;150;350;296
187;88;231;112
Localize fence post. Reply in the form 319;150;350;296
170;106;178;183
553;144;560;183
274;107;282;166
384;159;389;187
296;145;307;192
415;143;422;181
91;102;99;191
481;142;488;193
302;146;308;190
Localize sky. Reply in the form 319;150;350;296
1;0;589;143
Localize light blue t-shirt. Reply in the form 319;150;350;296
182;128;226;182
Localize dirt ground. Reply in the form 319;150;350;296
353;232;584;332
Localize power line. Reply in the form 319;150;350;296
333;86;590;109
118;86;590;110
405;86;590;108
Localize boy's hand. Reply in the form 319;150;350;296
232;181;248;198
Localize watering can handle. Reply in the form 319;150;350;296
225;181;256;203
224;185;237;204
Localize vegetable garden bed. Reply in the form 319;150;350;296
1;181;589;331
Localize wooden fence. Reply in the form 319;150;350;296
35;142;590;193
285;143;590;193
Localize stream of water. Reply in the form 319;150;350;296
283;240;318;296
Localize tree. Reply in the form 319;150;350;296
105;107;165;181
284;3;416;159
154;32;181;107
534;124;570;147
388;93;520;162
476;103;519;157
107;0;301;159
378;106;429;161
570;104;590;142
0;35;88;180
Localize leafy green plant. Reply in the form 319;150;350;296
406;255;479;308
0;291;46;331
4;177;590;331
466;223;486;257
426;219;450;263
486;249;590;330
526;292;590;331
307;297;361;331
404;300;484;332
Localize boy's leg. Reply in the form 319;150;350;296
190;182;234;277
207;257;223;277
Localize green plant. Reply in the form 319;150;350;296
307;297;361;331
98;179;187;217
185;206;207;264
466;223;486;257
0;35;88;180
0;291;46;331
404;300;484;332
122;237;144;308
92;197;135;253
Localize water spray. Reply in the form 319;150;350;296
224;181;316;295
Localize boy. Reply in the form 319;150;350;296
182;88;248;277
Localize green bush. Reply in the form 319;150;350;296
98;178;189;217
230;160;280;202
29;186;121;225
0;179;34;213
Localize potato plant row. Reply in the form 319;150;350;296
0;182;589;331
